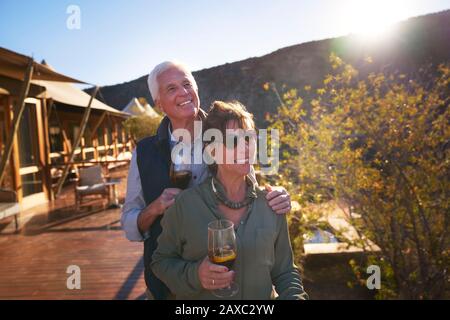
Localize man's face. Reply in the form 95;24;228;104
155;66;200;122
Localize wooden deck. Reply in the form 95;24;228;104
0;166;147;300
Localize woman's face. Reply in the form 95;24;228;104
216;120;256;177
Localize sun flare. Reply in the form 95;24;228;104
338;0;414;38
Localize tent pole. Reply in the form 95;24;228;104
47;98;54;122
90;111;107;137
55;86;99;196
0;58;34;185
90;111;107;162
41;98;53;200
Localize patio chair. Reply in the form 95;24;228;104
0;189;19;231
74;165;111;209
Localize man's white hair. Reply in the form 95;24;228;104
147;60;198;102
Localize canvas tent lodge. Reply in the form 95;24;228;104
0;47;133;212
122;97;160;118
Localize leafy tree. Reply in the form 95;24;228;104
266;54;449;299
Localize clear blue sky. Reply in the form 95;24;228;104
1;0;449;86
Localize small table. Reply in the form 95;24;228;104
105;178;122;209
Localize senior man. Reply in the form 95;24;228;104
121;61;291;299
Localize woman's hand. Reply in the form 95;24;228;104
198;257;234;290
265;185;291;214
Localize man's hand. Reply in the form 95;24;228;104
150;188;182;216
137;188;181;234
198;257;234;290
265;185;291;215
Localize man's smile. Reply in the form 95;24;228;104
177;100;193;107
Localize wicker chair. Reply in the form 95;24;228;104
74;165;111;209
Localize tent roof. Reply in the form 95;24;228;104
123;97;143;114
142;103;160;118
0;47;85;83
123;97;160;118
0;47;127;116
33;79;127;116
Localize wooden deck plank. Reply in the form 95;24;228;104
0;167;147;300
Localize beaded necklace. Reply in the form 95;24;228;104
211;177;254;209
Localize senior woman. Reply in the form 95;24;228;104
151;100;308;300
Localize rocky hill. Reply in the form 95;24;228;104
89;10;450;126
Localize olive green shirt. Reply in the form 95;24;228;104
151;177;308;300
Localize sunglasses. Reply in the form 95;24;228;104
224;132;256;149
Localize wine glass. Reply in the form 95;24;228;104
170;144;192;189
208;219;239;298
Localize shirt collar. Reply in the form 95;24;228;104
168;124;178;143
211;175;258;202
167;113;205;146
156;108;207;149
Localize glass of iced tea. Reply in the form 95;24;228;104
169;145;192;189
208;219;238;298
169;162;192;189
